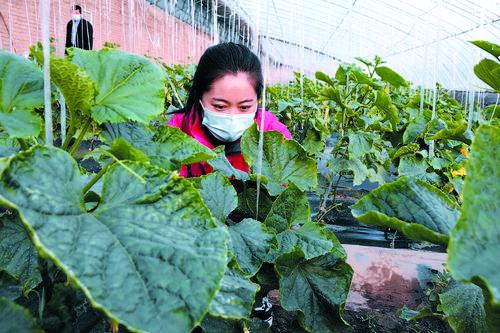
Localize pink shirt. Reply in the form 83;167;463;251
167;108;292;177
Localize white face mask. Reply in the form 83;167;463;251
200;100;256;142
72;14;81;21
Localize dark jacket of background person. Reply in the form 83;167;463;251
65;19;93;52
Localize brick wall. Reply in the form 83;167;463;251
0;0;213;64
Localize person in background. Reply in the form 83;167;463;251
168;42;292;178
65;5;93;54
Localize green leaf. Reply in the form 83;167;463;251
31;49;95;114
108;137;149;162
302;128;326;156
403;117;427;144
102;122;216;170
470;40;500;58
191;172;237;223
428;123;473;145
0;51;44;114
0;273;22;300
208;146;250;181
348;130;374;159
200;315;242;333
264;184;310;234
392;143;419;160
374;90;399;130
350;177;460;245
209;262;259;319
0;108;42;138
438;281;488;333
375;66;408;87
241;124;317;196
473;58;500;92
228;219;277;276
398;305;435;322
315;71;335;86
448;125;500;328
267;223;343;263
275;248;353;333
398;154;440;185
320;87;345;108
0;145;228;333
0;297;43;333
0;214;41;293
70;48;166;124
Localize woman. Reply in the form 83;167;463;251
168;42;292;177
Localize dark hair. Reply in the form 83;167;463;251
73;5;82;13
179;42;263;135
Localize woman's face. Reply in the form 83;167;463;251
201;72;258;115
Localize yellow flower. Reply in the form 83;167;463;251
459;146;468;157
452;168;466;177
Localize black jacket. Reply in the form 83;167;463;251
65;19;93;52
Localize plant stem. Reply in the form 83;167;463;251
61;109;78;150
82;161;113;194
17;138;29;150
69;117;92;156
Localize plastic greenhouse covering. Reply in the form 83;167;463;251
222;0;499;90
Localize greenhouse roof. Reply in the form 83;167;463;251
224;0;500;90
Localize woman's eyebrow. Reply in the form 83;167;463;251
211;97;229;103
238;98;255;104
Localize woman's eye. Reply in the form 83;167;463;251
240;105;252;111
213;105;225;110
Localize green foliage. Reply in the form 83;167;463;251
447;125;500;331
438;281;488;333
102;121;216;171
275;248;353;333
0;214;41;294
0;51;44;139
0;297;43;333
241;124;317;196
69;48;166;124
0;146;228;333
351;177;459;245
470;41;500;92
228;219;277;276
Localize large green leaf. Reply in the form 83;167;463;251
190;172;238;223
398;154;440;185
0;108;42;138
348;130;374;159
275;248;353;333
375;66;408;87
264;184;310;234
102;122;216;170
350;177;460;245
0;273;22;300
0;51;44;114
473;59;500;92
267;223;344;263
208;146;250;181
31;49;95;114
0;214;41;293
69;48;166;124
438;281;488;333
427;123;473;145
470;40;500;59
374;90;399;130
0;146;228;333
228;219;277;276
315;71;335;87
241;124;317;196
448;125;500;329
0;297;43;333
208;261;259;319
